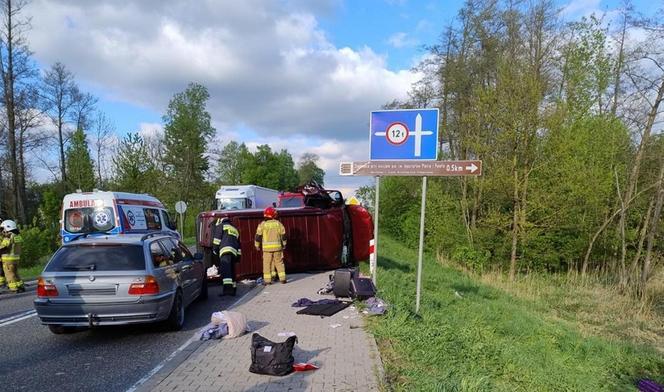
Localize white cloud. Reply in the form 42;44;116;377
387;32;418;48
26;0;419;142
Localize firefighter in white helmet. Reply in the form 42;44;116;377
0;220;25;293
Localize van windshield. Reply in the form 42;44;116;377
64;207;115;234
279;196;304;208
217;198;247;210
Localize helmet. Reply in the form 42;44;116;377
1;220;17;232
263;207;277;219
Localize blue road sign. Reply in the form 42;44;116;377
370;108;439;160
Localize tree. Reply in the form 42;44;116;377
216;141;250;185
162;82;215;204
240;145;298;190
92;111;114;186
40;62;77;184
0;0;36;222
297;153;325;186
65;128;95;191
113;133;154;193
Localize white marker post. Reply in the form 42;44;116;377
372;176;380;286
415;176;427;314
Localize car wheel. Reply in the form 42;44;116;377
48;325;77;335
198;273;208;301
165;290;185;331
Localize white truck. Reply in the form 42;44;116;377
215;185;279;210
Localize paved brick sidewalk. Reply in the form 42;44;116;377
139;272;384;392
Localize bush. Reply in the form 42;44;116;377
20;226;57;268
452;245;491;272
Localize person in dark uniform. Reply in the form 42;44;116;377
211;217;241;296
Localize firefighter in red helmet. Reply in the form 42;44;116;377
255;207;287;284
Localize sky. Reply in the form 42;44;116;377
24;0;657;196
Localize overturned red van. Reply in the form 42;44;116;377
196;185;373;280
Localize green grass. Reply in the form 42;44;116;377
19;255;50;281
182;236;197;248
368;236;664;391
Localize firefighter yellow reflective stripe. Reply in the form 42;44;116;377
8;280;23;290
223;225;239;237
0;276;6;285
212;238;221;245
222;278;234;285
262;242;282;251
219;246;239;256
2;255;19;262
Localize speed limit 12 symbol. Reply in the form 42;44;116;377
385;122;409;145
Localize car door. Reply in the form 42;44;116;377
177;241;203;298
161;238;196;304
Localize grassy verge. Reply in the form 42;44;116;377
19;255;51;281
182;236;197;248
368;235;664;391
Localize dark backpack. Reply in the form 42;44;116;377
249;333;298;376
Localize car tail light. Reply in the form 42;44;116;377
37;277;59;297
128;275;159;295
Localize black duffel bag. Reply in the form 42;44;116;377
249;333;298;376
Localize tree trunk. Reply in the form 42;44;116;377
639;161;664;300
58;116;67;183
582;180;661;277
509;159;520;281
611;9;627;116
629;194;654;281
615;77;664;282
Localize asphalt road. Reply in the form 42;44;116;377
0;279;253;392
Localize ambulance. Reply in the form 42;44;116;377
61;191;179;243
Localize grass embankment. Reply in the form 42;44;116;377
368;236;664;391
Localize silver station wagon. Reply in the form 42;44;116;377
34;232;207;334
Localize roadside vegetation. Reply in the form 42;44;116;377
369;236;664;391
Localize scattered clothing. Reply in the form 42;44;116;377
365;297;388;316
296;302;351;317
638;379;664;392
317;280;334;295
200;323;229;341
291;297;343;307
209;310;248;338
293;363;319;372
277;331;297;337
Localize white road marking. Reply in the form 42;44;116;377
0;309;37;327
125;287;256;392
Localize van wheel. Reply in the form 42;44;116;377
165;290;185;331
48;325;76;335
198;273;208;301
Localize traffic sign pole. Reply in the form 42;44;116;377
415;176;427;314
372;176;380;287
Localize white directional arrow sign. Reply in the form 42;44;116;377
465;163;479;173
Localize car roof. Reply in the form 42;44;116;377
63;233;176;247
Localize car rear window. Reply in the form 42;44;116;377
45;245;146;272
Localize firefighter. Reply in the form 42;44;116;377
255;207;287;285
0;220;24;293
211;217;241;296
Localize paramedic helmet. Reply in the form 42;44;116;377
1;220;18;232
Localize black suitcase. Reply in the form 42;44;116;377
333;268;356;298
351;277;376;300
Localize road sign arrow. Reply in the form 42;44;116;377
466;163;478;173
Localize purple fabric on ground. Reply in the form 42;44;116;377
638;379;664;392
365;297;388;315
291;298;342;307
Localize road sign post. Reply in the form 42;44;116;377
343;108;483;314
372;176;380;286
416;176;427;314
175;201;187;236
